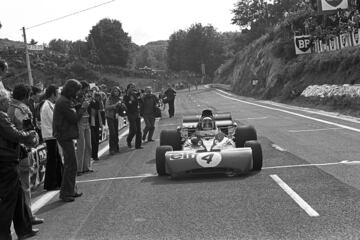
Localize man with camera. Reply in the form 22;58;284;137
53;79;89;202
7;84;44;226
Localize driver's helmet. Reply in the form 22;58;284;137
201;117;215;130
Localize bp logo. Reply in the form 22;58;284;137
295;36;311;54
325;0;342;7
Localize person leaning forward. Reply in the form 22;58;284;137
0;88;40;240
53;79;89;202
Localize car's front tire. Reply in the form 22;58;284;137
234;125;257;147
245;140;263;171
160;130;181;150
156;145;173;176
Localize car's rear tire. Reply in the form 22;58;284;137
234;125;257;147
156;146;173;176
245;141;263;171
160;130;182;150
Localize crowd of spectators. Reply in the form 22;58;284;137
294;2;360;42
0;58;177;239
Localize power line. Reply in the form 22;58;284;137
26;0;116;30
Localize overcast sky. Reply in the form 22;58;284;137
0;0;240;46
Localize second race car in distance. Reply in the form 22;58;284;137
155;109;263;178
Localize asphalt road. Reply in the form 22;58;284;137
30;87;360;240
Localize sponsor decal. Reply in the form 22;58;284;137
196;152;222;168
169;152;196;160
294;35;312;55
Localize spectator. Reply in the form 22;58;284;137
123;83;142;149
105;87;122;155
27;86;42;142
41;85;63;191
53;79;88;202
164;84;176;118
141;86;158;142
75;81;93;175
89;92;104;161
0;88;40;240
0;59;8;90
7;84;44;226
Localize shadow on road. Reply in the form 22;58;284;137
36;200;66;215
141;170;261;185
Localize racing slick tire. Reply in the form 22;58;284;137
160;130;182;151
245;140;263;171
156;146;173;176
234;125;257;147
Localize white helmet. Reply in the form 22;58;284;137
201;117;215;130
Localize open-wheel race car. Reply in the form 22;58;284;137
155;109;263;177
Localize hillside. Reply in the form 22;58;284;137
214;20;360;116
135;40;168;70
0;38;166;91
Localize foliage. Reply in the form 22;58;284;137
87;18;132;67
167;23;226;76
48;39;72;54
135;40;168;70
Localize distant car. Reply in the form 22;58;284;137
155;109;263;177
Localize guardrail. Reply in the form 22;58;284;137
207;84;232;91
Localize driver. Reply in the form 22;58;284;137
200;116;215;131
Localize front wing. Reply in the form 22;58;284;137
165;148;253;174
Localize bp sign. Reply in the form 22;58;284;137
294;35;312;55
320;0;348;11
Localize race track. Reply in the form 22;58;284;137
31;87;360;240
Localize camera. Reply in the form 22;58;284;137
23;118;35;131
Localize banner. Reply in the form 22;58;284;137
352;29;360;46
339;33;352;48
320;0;348;11
29;144;47;189
294;35;312;55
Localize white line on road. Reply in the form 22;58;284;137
31;190;59;213
216;90;360;133
288;127;342;133
270;174;320;217
263;160;360;170
271;144;287;152
238;117;269;121
77;173;157;183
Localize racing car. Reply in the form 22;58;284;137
155;109;263;177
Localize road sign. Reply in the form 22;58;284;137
28;44;44;51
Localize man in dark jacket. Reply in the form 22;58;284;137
53;79;89;202
123;83;142;149
141;86;158;142
164;84;176;118
0;88;40;240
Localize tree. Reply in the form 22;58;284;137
48;39;71;53
69;40;89;58
87;18;132;66
167;24;225;76
29;39;38;45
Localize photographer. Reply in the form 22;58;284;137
53;79;89;202
0;88;40;240
89;92;104;161
123;83;143;149
7;84;44;226
105;87;122;155
75;81;93;175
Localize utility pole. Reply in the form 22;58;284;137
22;27;33;86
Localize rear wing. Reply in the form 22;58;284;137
182;113;234;134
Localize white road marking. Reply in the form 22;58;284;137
288;127;342;133
216;90;360;133
238;116;269;121
77;173;156;183
31;190;59;213
263;160;360;170
271;144;287;152
261;100;360;124
270;174;320;217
